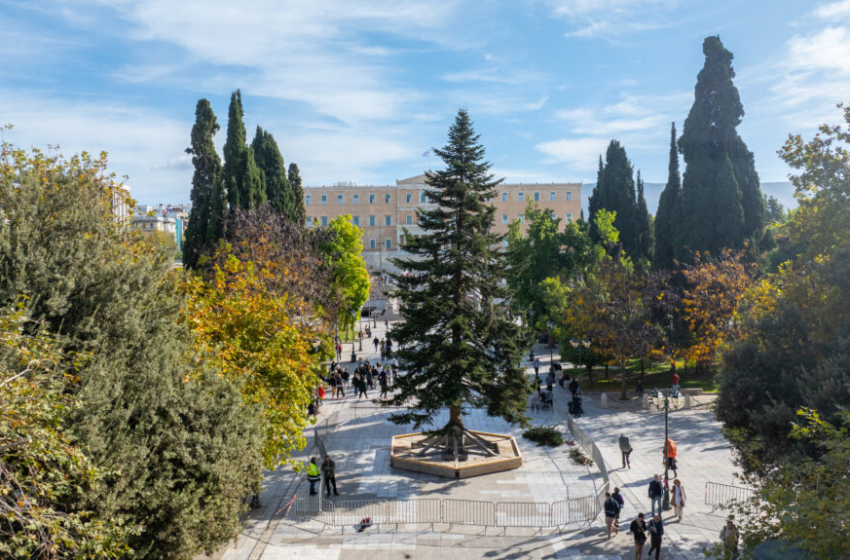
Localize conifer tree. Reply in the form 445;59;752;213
387;109;529;455
588;156;604;242
654;123;681;270
222;89;247;210
676;36;763;259
242;146;266;208
636;170;653;265
183;99;222;268
252;126;294;217
288;162;306;223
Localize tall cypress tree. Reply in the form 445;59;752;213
222;90;247;210
287;163;306;223
654;123;681;270
252;126;294;217
387;109;529;455
677;36;762;258
588;156;604;242
183;99;222;269
636;171;653;264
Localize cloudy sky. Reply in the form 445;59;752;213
1;0;846;205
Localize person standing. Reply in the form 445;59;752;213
719;520;740;559
618;433;633;469
533;357;541;377
671;371;680;396
306;457;321;496
373;336;380;353
569;377;579;399
647;514;664;560
672;478;687;521
648;474;663;517
379;368;389;398
603;491;620;538
379;338;386;358
663;438;678;477
629;513;647;560
321;455;339;496
335;371;345;398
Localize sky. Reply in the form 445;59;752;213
1;0;847;208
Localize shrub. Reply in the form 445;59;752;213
569;446;594;466
522;426;564;447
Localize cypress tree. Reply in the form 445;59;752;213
636;171;653;265
654;123;681;270
387;109;529;454
252;126;294;216
242;146;266;209
183;99;222;269
287;162;306;223
222;89;247;210
588;156;604;242
677;36;762;258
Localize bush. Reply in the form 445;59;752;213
522;426;564;447
569;446;594;466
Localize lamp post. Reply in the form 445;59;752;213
528;309;535;361
547;320;555;368
662;387;672;511
569;338;591;372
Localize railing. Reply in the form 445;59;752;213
704;482;756;512
287;496;598;529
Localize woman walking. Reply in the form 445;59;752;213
672;478;687;521
629;513;647;560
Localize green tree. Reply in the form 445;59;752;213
183;99;222;268
242;146;266;208
387;109;530;453
323;215;370;333
222;89;247;210
252;126;295;217
636;170;653;267
288;162;306;223
676;36;763;260
654;122;681;270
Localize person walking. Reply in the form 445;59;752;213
719;520;740;559
306;457;321;496
379;368;389;398
603;491;620;538
618;433;632;469
379;338;386;358
629;513;647;560
647;513;664;560
373;336;380;353
357;374;368;400
648;474;663;517
671;371;680;396
663;437;678;477
569;377;579;399
321;455;339;497
533;357;541;377
335;372;345;398
672;478;687;521
385;338;393;358
612;487;625;529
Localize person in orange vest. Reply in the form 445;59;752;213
663;438;678;477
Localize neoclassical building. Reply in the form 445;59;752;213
304;174;582;272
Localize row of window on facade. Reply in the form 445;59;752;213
305;215;401;227
304;190;573;205
502;212;573;225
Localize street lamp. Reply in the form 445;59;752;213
528;309;535;361
662;387;672;511
569;338;591;372
547;320;555;369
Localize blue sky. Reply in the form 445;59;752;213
2;0;847;208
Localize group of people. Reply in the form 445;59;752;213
305;455;339;497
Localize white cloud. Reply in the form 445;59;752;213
813;0;850;19
534;0;683;40
553;93;690;136
535;137;610;172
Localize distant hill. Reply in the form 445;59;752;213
581;181;796;216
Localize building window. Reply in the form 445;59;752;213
369;216;376;227
320;216;328;227
406;215;413;225
369;194;375;204
566;213;573;222
502;214;509;224
385;215;392;226
321;194;327;205
305;217;313;226
305;195;312;205
385;194;391;204
370;239;376;249
337;194;344;204
550;191;556;201
519;214;525;224
353;216;360;226
533;191;540;202
406;193;412;203
566;191;572;201
501;192;508;202
420;191;427;203
353;194;360;204
385;239;392;249
518;192;524;202
502;239;509;248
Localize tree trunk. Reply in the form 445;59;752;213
586;363;593;383
640;358;645;374
605;364;609;379
449;405;462;427
620;361;628;401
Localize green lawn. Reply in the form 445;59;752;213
561;360;721;394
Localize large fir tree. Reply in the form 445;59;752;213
676;36;763;259
183;99;222;268
654;122;682;270
387;109;529;456
287;162;306;223
222;89;248;210
252;126;295;218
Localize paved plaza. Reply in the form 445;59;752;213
200;333;741;560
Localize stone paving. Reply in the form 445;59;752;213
200;336;739;560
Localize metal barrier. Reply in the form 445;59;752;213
496;501;551;528
705;482;756;511
443;499;496;526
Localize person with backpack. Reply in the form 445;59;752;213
664;438;678;477
603;491;621;538
629;513;647;560
647;513;664;559
306;457;321;496
719;520;740;559
612;487;625;529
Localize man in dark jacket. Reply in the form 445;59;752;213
648;474;663;517
603;492;620;538
321;455;339;496
647;514;664;560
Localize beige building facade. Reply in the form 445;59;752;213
304;174;582;272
